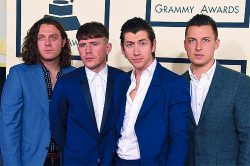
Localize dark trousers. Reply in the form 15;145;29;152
115;154;141;166
44;156;60;166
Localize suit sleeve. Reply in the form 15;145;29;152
0;67;24;166
167;76;191;165
50;77;69;150
234;75;250;165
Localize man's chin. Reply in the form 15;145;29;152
39;56;60;63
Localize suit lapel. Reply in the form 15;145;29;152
116;74;131;132
80;68;99;133
99;67;114;134
136;62;163;121
28;64;49;118
198;63;224;124
182;71;196;126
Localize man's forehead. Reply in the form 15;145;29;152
38;24;61;35
124;30;149;41
187;25;213;32
186;25;215;37
78;36;106;43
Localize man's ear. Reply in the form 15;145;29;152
151;39;156;53
184;40;187;51
215;39;220;50
106;43;112;54
62;38;66;48
120;43;126;56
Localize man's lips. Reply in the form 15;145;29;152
44;49;53;52
86;57;95;60
133;58;143;62
195;54;203;58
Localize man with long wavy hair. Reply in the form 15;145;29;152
0;17;75;166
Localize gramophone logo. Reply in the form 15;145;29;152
44;0;80;31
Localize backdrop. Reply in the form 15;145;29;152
6;0;250;76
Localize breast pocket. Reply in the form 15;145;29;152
63;146;79;160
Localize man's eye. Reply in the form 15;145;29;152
127;43;132;47
38;37;44;40
203;39;209;42
80;44;85;47
51;36;56;40
189;39;195;42
93;43;97;46
141;42;146;45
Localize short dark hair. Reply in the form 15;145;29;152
76;22;109;41
120;17;156;57
185;14;218;40
21;17;72;68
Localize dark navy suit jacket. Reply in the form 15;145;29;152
102;62;191;166
50;66;124;165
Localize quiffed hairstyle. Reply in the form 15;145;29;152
21;17;72;68
120;17;156;57
76;22;109;41
185;14;218;40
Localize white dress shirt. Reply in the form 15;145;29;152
85;65;108;132
117;59;157;160
189;60;216;125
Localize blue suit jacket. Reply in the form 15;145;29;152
49;66;124;165
102;62;191;166
0;63;75;166
183;62;250;166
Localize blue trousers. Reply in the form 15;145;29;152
115;154;141;166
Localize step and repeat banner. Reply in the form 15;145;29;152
0;0;6;67
6;0;250;75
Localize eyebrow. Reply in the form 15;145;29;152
187;37;211;39
37;34;59;37
79;41;99;44
125;39;147;43
78;41;99;45
139;39;147;42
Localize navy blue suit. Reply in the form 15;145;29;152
50;66;124;165
102;62;191;166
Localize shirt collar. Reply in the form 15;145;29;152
131;59;157;81
40;62;62;77
41;62;49;74
189;60;217;81
85;65;108;82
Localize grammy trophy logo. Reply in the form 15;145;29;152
44;0;80;31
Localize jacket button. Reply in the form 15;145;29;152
45;147;49;150
98;141;101;144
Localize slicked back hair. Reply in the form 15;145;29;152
120;17;156;57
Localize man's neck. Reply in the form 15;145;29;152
190;62;215;80
134;58;155;78
41;60;60;73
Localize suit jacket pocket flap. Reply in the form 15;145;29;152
63;146;79;160
21;141;30;152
